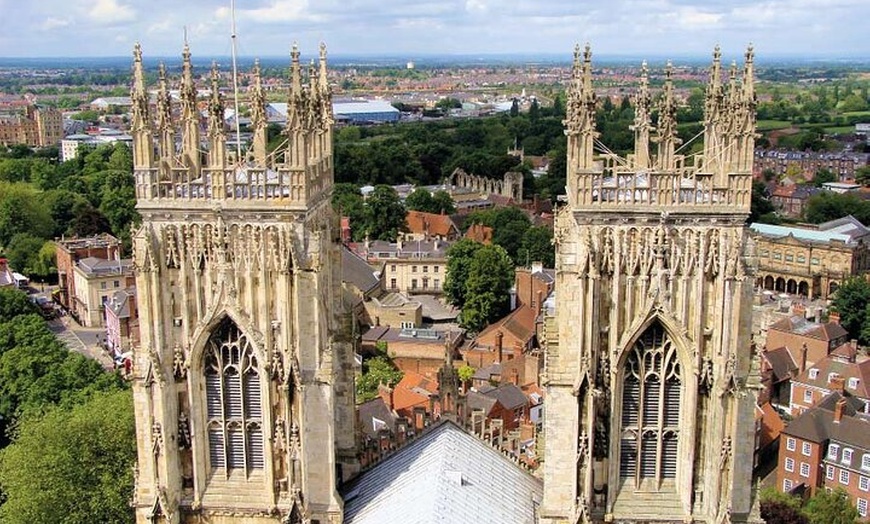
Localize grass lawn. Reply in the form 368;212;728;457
756;120;792;131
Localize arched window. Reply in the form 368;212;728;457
619;323;681;486
204;319;264;475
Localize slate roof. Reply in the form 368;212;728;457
77;257;133;277
483;384;528;411
358;397;398;439
466;390;498;416
341;420;542;524
769;315;848;342
341;246;380;295
784;392;870;448
793;353;870;399
750;215;870;246
763;346;798;383
409;294;459;321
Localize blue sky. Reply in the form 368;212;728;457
0;0;867;59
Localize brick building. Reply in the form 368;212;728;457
0;104;62;147
55;234;122;313
751;216;870;299
778;392;870;518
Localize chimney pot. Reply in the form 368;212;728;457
834;397;847;423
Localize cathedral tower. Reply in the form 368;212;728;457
129;43;356;524
540;46;760;524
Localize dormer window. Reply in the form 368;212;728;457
809;369;819;380
849;378;860;390
863;454;870;471
844;448;854;465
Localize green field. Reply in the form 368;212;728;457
756;120;793;131
824;126;856;135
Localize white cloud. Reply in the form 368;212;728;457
41;17;70;31
234;0;324;23
88;0;136;24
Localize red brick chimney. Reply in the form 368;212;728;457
800;343;808;374
829;311;841;325
340;217;351;244
536;290;543;315
834;397;847;423
495;331;504;363
830;375;846;395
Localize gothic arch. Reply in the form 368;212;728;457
189;308;267;371
615;309;693;374
615;320;683;489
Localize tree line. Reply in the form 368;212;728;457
0;142;139;281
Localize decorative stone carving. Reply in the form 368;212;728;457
172;344;187;380
151;422;163;456
178;412;191;450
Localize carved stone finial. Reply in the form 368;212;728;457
133;42;143;63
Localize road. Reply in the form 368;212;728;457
46;315;114;371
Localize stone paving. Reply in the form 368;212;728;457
47;315;114;371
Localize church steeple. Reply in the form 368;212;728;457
130;43;153;170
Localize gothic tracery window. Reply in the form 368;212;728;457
204;319;264;475
619;322;681;486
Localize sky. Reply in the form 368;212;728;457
0;0;867;60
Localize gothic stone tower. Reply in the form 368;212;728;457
129;43;357;524
540;46;761;524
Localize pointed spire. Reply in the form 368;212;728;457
130;43;153;170
710;44;722;88
742;44;755;102
156;63;172;130
250;58;268;165
179;43;200;171
654;61;681;171
290;43;302;95
132;43;146;100
582;43;593;94
207;61;226;168
631;60;652;169
318;42;329;93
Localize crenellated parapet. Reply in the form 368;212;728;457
564;45;756;216
130;43;335;212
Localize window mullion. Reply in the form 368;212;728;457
220;364;229;479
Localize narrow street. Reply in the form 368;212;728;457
46;315;114;371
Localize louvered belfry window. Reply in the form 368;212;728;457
619;322;681;484
204;319;264;474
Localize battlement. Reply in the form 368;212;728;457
565;45;756;216
570;156;752;213
130;42;333;211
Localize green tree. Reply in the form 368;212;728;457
856;166;870;187
749;181;776;223
760;487;808;524
517;225;555;268
107;143;133;172
0;390;136;524
458;364;475;383
804;488;859;524
355;356;404;403
0;184;55;246
444;239;484;308
431;190;456;215
805;192;870;225
364;185;406;241
831;277;870;344
405;188;437;213
332;183;367;241
4;233;45;276
0;287;38;322
461;244;514;332
813;168;838;187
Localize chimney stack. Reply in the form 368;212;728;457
834;397;847;423
830;375;846;395
829;311;841;325
800;343;808;374
496;331;504;363
536;290;544;315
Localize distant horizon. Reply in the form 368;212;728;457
1;51;869;70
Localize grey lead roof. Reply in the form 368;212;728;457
342;420;542;524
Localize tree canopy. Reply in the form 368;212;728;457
0;389;136;524
460;244;515;332
831;277;870;345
